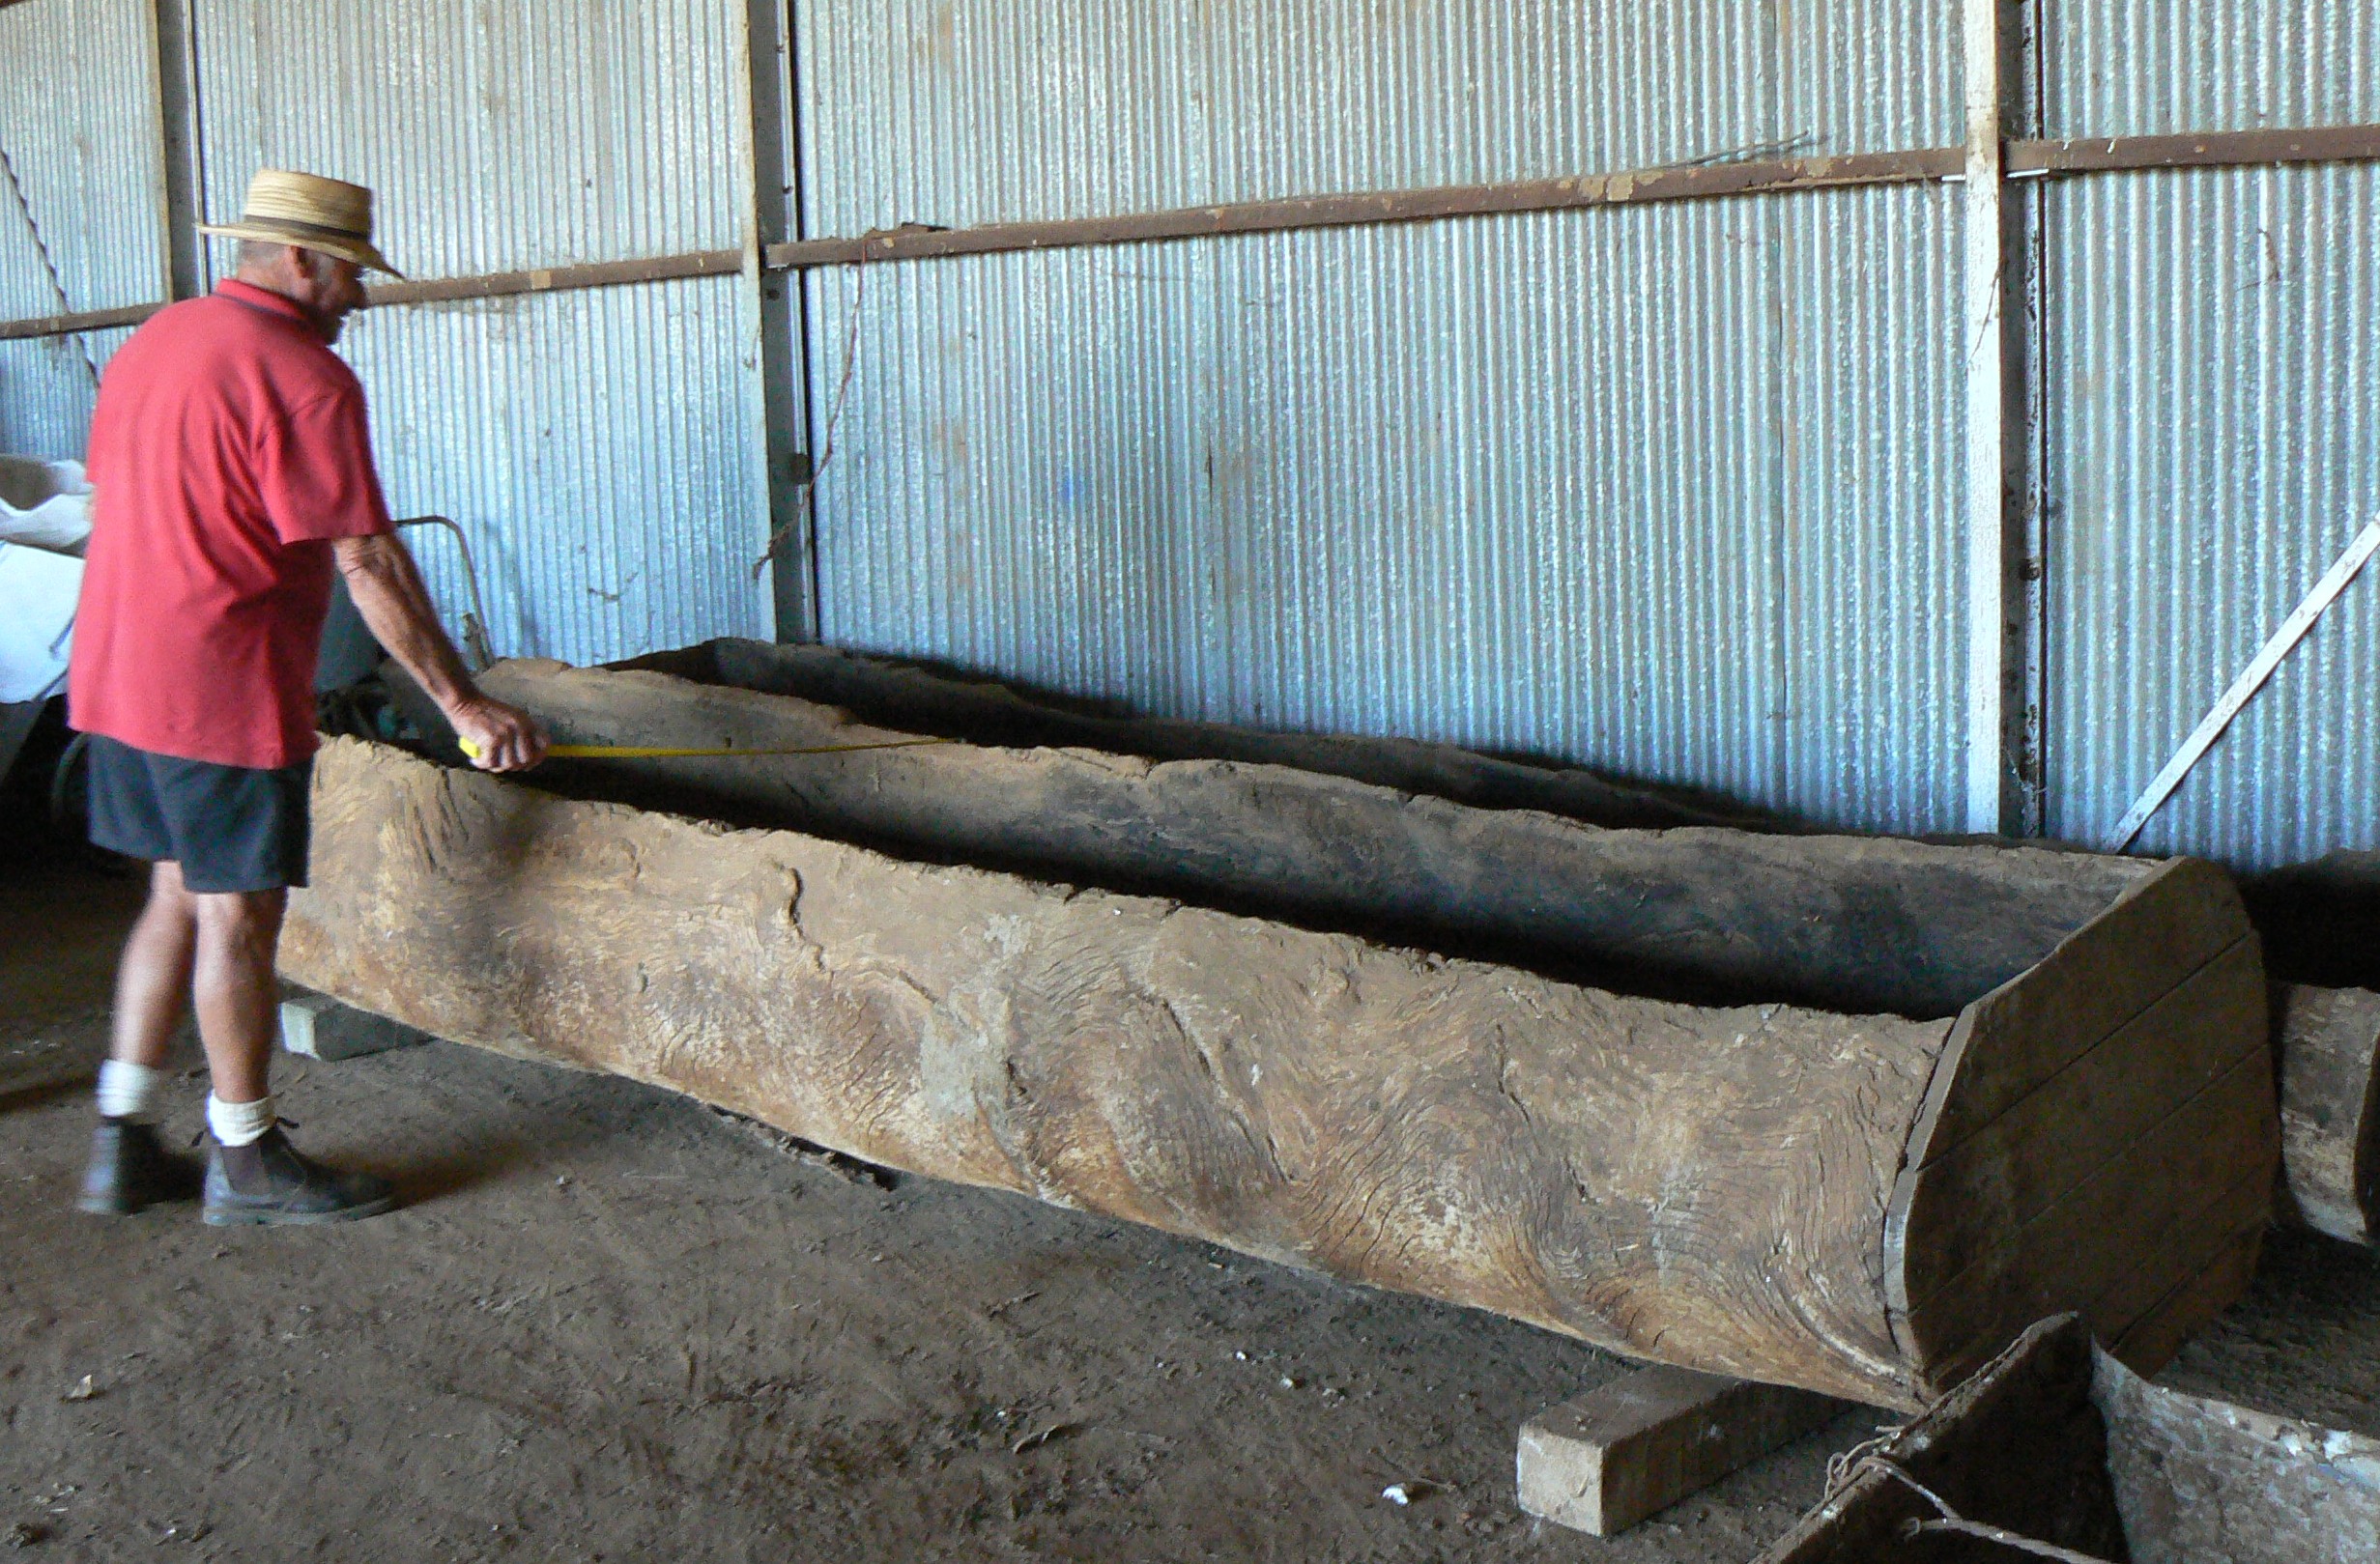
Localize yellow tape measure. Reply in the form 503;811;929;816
458;735;952;761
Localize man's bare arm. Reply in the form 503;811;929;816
331;531;546;772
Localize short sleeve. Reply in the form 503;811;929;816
255;383;394;544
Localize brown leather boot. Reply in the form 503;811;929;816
201;1126;397;1226
77;1119;204;1216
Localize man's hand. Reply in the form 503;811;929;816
332;532;549;772
447;693;546;772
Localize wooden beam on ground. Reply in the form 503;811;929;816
278;990;429;1062
2274;983;2380;1245
1517;1367;1849;1536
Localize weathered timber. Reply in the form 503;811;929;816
617;638;1782;833
1760;1314;2380;1564
283;740;2270;1409
278;990;427;1061
2273;983;2380;1245
447;657;2147;1019
1516;1367;1848;1535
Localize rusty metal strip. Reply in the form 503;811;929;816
763;148;1964;270
2009;123;2380;175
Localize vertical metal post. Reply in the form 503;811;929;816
150;0;205;299
2009;0;2050;838
742;0;819;643
1962;0;2022;834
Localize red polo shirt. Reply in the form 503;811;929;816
70;279;393;769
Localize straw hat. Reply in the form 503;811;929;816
199;168;404;277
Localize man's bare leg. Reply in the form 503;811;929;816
110;861;198;1070
190;886;284;1105
81;863;206;1215
191;886;396;1227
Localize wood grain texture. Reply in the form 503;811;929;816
2274;983;2380;1244
1891;858;2251;1173
455;659;2150;1020
283;740;1954;1407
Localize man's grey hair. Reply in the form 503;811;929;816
235;238;339;276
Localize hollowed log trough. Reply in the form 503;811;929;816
286;656;2276;1410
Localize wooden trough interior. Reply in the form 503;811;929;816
300;650;2280;1410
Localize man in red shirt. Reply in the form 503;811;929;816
70;169;545;1224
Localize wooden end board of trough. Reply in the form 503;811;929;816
281;730;2269;1410
1882;856;2277;1399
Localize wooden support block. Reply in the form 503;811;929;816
2274;983;2380;1245
1516;1367;1849;1536
279;991;427;1061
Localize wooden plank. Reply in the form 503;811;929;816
2010;122;2380;175
2086;1162;2273;1372
1895;938;2269;1313
1895;1050;2276;1386
1962;0;2017;835
0;300;160;341
1897;857;2252;1174
2106;1220;2266;1378
1516;1368;1849;1536
760;149;1963;270
2274;983;2380;1244
1924;1160;2271;1394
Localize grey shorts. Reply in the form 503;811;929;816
84;734;313;894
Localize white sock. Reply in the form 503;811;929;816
206;1094;276;1148
96;1060;167;1122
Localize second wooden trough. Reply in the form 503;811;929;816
289;654;2279;1411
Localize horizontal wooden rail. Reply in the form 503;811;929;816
6;122;2376;341
0;301;159;342
761;148;1961;269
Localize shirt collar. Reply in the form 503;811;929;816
215;277;313;326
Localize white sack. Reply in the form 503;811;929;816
0;457;94;555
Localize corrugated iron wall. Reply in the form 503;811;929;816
189;0;772;665
0;0;162;457
3;1;2375;871
2040;6;2380;867
800;0;1969;831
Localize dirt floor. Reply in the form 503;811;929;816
4;849;2376;1563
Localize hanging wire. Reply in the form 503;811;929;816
0;138;103;390
752;264;867;578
